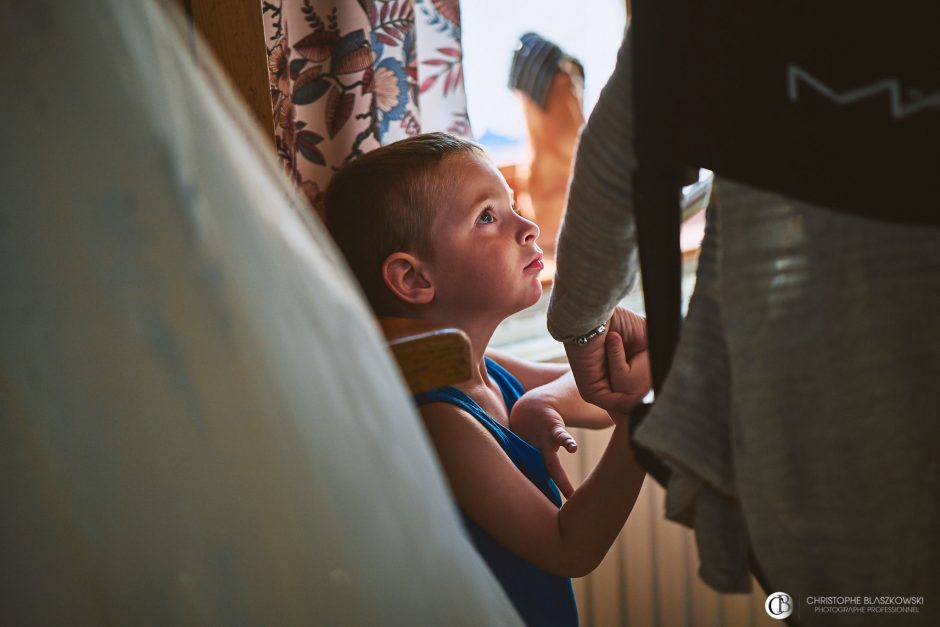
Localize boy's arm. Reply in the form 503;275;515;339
487;348;621;498
514;372;614;430
485;349;613;429
507;371;616;498
419;332;646;578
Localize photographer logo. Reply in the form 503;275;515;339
765;592;794;620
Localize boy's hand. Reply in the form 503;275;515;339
564;307;651;416
509;393;577;498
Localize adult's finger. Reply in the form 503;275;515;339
606;331;631;391
611;307;648;354
628;349;651;393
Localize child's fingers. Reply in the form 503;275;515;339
543;448;575;499
552;425;578;453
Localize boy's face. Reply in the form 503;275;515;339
424;153;543;323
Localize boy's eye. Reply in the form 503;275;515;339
512;202;521;216
478;209;495;224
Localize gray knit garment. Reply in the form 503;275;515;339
548;27;940;622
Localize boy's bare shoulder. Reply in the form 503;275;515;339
417;401;512;472
418;400;481;428
418;401;497;444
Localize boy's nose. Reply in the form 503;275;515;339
519;215;540;245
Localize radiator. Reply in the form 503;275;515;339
563;428;778;627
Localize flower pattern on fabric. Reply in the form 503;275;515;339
268;30;291;95
372;58;410;135
423;0;460;37
261;0;471;215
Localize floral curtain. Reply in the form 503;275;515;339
261;0;471;213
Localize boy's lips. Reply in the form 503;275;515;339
524;253;544;271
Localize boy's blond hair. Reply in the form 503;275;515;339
325;132;487;316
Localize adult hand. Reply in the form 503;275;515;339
509;393;577;498
564;307;651;416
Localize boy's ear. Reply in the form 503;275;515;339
382;252;435;306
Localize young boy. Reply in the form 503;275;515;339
325;132;649;626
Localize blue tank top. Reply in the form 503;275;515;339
415;357;579;627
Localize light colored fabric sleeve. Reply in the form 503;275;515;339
546;28;638;342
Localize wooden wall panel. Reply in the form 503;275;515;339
169;0;275;143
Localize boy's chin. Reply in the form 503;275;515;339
517;284;543;311
498;283;543;319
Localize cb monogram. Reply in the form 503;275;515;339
765;592;794;620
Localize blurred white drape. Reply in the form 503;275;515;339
0;1;519;625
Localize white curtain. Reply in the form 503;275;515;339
0;1;519;625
